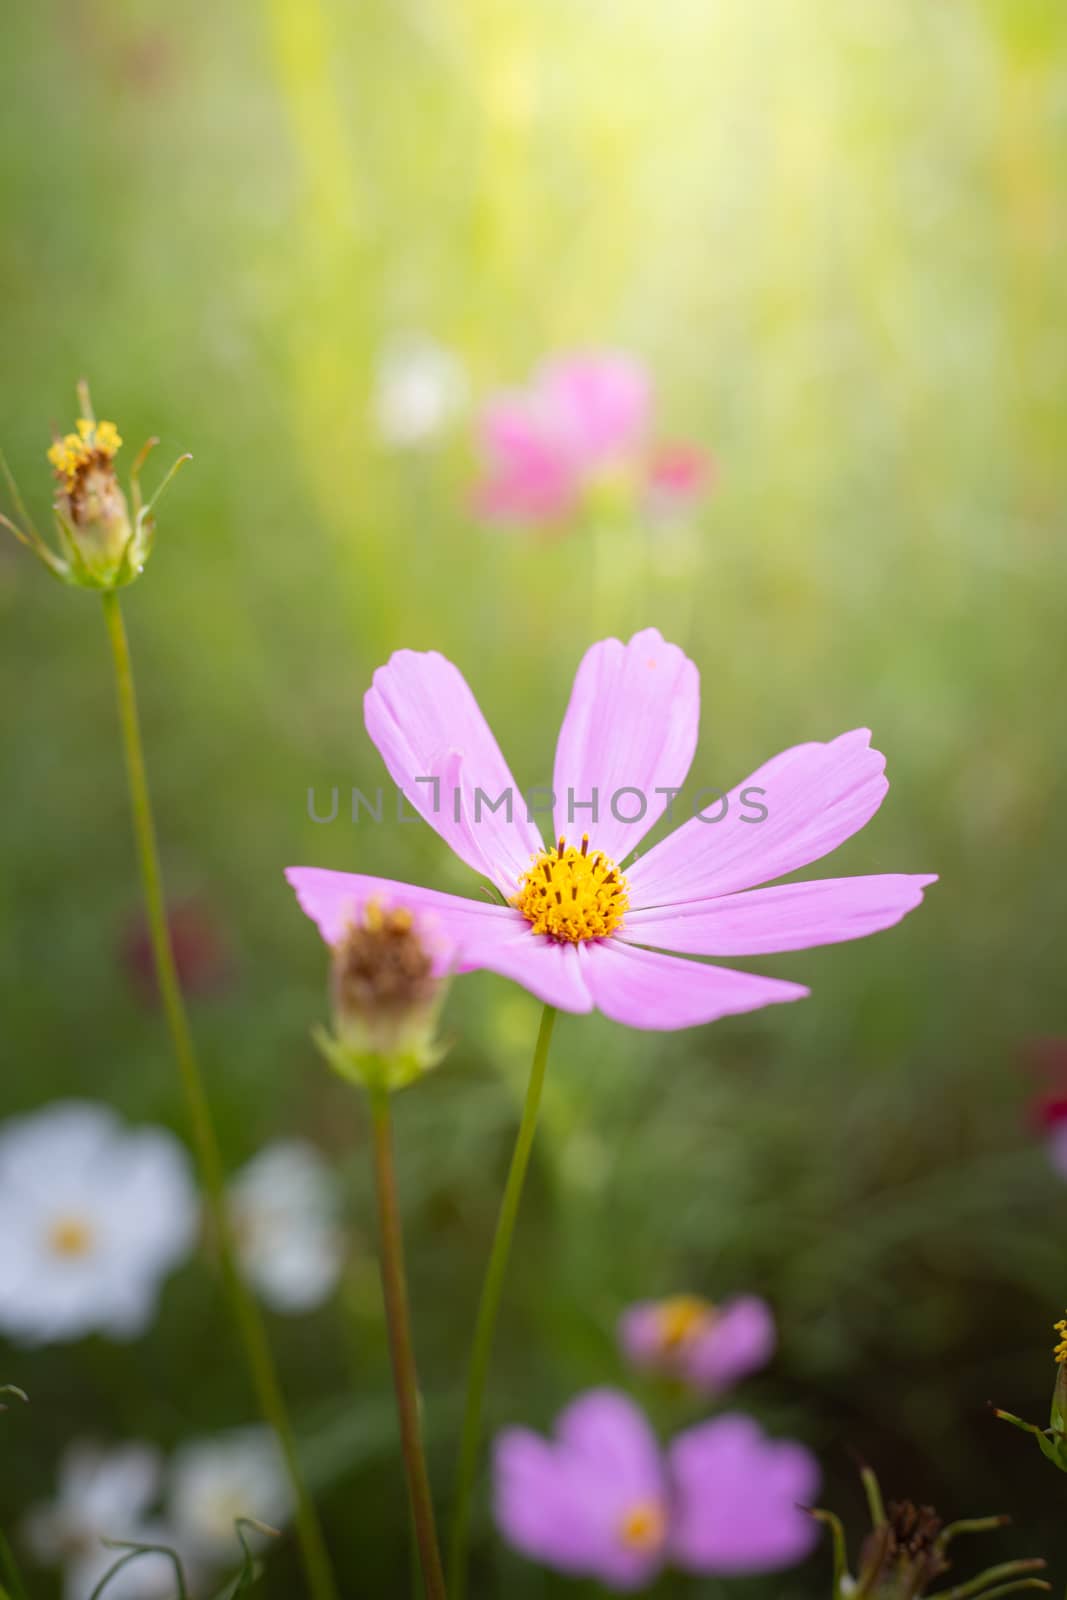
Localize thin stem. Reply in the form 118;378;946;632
99;591;338;1600
943;1563;1049;1600
448;1003;558;1600
370;1092;447;1600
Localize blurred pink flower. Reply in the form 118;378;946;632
619;1293;775;1393
473;353;712;528
122;897;232;1006
287;627;935;1032
493;1388;819;1590
1024;1039;1067;1178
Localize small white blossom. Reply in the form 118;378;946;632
228;1140;344;1314
0;1102;197;1345
23;1442;177;1600
168;1427;291;1565
373;334;467;447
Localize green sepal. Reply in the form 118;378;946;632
313;1023;448;1096
994;1407;1067;1472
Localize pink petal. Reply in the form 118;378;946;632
494;1393;668;1591
537;354;651;473
474;397;577;524
579;940;808;1031
628;728;890;907
624;874;937;956
364;649;544;890
493;1430;598;1577
285;868;507;955
683;1297;776;1391
555;1390;664;1501
462;924;595;1013
554;1390;669;1591
668;1415;820;1575
285;869;593;1013
617;1302;670;1372
646;442;714;506
552;629;699;862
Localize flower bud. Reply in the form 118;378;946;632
994;1311;1067;1473
48;416;135;584
315;902;449;1094
1;381;189;591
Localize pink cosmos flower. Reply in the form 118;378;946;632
287;628;935;1033
473;353;711;527
619;1293;775;1393
493;1388;819;1590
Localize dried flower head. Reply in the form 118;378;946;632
1;380;189;591
813;1464;1047;1599
313;900;451;1094
332;904;436;1028
859;1501;950;1595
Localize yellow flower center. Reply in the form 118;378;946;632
513;835;628;943
1054;1316;1067;1365
47;417;123;494
47;1216;95;1258
657;1294;717;1351
619;1500;667;1553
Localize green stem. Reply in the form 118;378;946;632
943;1564;1049;1600
448;1003;558;1599
370;1093;447;1600
100;591;338;1600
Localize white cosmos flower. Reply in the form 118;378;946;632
228;1140;344;1314
168;1427;291;1566
23;1442;177;1600
0;1102;197;1344
373;334;467;447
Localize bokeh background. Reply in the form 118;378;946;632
3;0;1067;1594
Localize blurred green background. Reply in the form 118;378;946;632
3;0;1067;1594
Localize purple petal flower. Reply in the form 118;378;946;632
619;1294;776;1393
493;1391;819;1588
668;1414;820;1575
288;628;935;1031
494;1390;669;1591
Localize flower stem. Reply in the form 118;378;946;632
369;1091;447;1600
99;591;338;1600
448;1003;558;1600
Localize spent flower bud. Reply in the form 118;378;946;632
812;1464;1047;1599
1;380;189;591
314;902;449;1094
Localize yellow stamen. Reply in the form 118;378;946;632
1054;1316;1067;1365
619;1501;667;1553
513;835;628;943
657;1294;717;1352
47;1217;95;1258
47;417;123;493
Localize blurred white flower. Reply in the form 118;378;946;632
0;1102;197;1345
23;1442;177;1600
168;1427;291;1565
373;334;467;448
228;1139;344;1314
